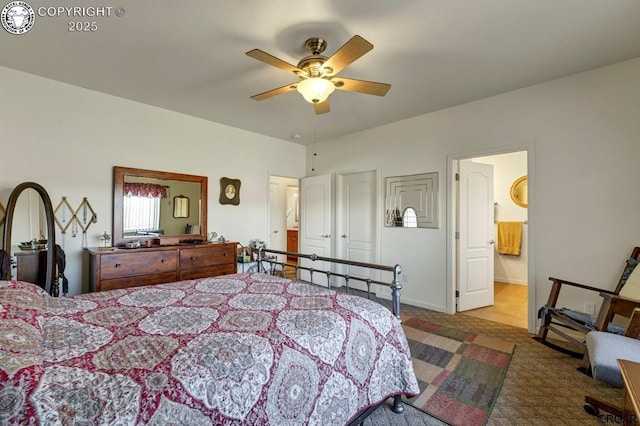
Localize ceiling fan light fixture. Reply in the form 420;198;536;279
296;77;335;104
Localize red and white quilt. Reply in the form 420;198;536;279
0;273;418;425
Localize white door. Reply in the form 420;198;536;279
268;181;286;261
336;171;376;292
457;159;495;311
299;174;333;286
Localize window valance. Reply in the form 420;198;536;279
123;183;167;198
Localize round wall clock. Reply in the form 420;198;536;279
219;177;241;205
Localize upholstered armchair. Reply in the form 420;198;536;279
583;308;640;417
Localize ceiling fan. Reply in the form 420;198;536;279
246;35;391;115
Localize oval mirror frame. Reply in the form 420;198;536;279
2;182;57;295
510;175;528;208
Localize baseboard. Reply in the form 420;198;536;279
375;291;446;313
494;276;527;285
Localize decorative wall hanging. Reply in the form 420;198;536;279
54;197;75;235
54;196;98;248
219;177;241;205
385;172;439;228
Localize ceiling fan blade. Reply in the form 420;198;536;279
250;82;298;101
322;35;373;76
332;77;391;96
314;100;330;115
246;49;307;77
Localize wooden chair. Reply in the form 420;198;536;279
583;308;640;417
534;246;640;362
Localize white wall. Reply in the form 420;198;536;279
472;152;528;285
308;57;640;324
0;66;306;295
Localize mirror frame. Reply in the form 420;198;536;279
173;195;189;218
2;182;57;295
113;166;207;247
510;175;528;208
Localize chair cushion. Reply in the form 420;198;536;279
586;331;640;388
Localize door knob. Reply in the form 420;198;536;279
489;239;495;244
341;234;347;238
321;234;330;238
273;230;278;234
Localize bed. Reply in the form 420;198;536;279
0;255;419;424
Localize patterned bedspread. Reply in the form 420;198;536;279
0;273;419;425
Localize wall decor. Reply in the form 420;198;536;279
219;177;241;205
510;175;528;208
173;195;189;218
385;172;438;228
54;196;98;247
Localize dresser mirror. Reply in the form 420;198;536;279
113;166;207;247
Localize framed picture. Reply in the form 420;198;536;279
173;195;189;218
219;177;241;205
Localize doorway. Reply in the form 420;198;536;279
454;150;529;329
268;176;300;266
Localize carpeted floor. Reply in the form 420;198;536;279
362;298;623;425
364;400;448;425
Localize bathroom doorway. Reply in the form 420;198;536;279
268;176;300;268
456;150;529;328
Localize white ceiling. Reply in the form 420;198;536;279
2;0;640;145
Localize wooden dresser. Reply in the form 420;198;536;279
86;242;237;292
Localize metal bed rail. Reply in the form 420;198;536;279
257;248;403;320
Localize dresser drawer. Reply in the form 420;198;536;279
99;272;178;291
180;245;235;270
179;264;236;281
100;250;178;280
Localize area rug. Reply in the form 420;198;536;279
402;317;516;426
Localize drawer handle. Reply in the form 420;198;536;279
161;259;167;263
223;252;227;256
115;263;121;268
190;256;196;260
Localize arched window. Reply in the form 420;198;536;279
403;207;418;228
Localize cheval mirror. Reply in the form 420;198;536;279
2;182;58;295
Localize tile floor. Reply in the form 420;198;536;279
460;281;528;328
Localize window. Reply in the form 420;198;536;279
123;195;161;233
403;207;418;228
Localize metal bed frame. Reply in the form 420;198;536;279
257;248;403;320
257;247;407;419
